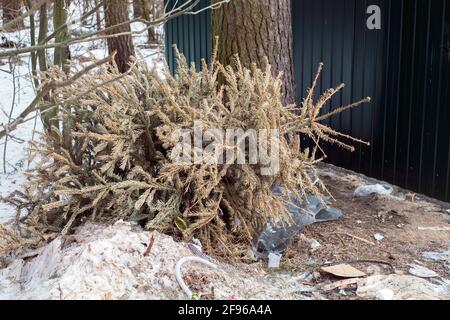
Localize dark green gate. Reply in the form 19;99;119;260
165;0;211;72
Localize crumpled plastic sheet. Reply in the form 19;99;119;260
251;185;342;259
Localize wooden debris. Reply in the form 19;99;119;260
143;232;156;257
321;264;366;278
322;278;359;292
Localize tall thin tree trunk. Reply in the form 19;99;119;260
141;0;156;44
53;0;72;148
104;0;135;73
133;0;142;18
94;0;102;31
2;0;25;31
212;0;296;105
37;3;47;73
53;0;71;71
82;0;90;23
24;0;39;90
37;2;57;130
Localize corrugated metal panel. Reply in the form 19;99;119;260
165;0;450;202
165;0;211;72
293;0;450;202
293;0;386;179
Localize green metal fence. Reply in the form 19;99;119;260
165;0;211;72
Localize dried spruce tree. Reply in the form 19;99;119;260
0;49;370;260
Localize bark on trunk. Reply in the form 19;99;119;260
37;2;58;131
53;0;71;71
2;0;25;31
104;0;135;73
37;3;47;73
212;0;296;105
94;0;102;31
24;0;39;89
141;0;157;43
54;0;72;148
133;0;142;18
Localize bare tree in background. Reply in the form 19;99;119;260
53;0;71;70
133;0;142;18
93;0;102;31
141;0;157;43
104;0;135;72
212;0;296;105
82;0;90;20
2;0;25;31
37;1;57;130
133;0;159;44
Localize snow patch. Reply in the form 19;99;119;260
0;221;312;300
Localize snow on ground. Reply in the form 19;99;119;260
0;221;312;300
0;52;40;224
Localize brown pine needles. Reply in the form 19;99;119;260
0;49;370;260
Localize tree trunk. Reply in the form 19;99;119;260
2;0;25;31
53;0;71;71
212;0;295;105
94;0;102;31
37;3;47;73
37;2;58;131
54;0;71;148
141;0;156;43
133;0;142;18
82;0;90;25
104;0;135;73
24;0;39;89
